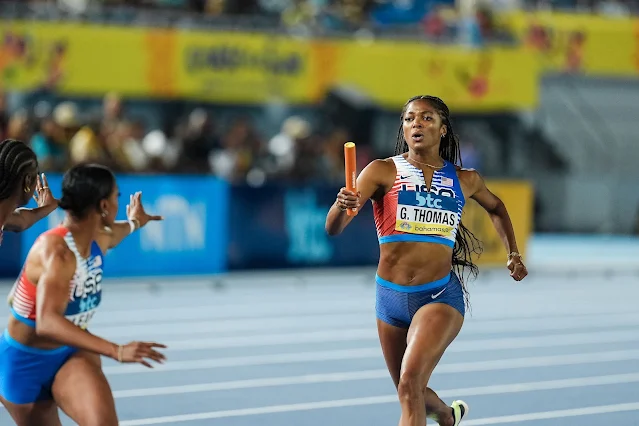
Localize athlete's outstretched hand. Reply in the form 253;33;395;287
507;254;528;282
33;173;58;209
126;191;163;228
335;187;360;212
118;341;167;368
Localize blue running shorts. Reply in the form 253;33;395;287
375;271;465;329
0;329;77;404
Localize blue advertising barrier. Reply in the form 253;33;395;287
227;185;380;270
0;232;23;278
14;174;229;278
0;177;381;279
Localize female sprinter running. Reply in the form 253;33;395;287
326;95;528;426
0;139;58;240
0;163;166;426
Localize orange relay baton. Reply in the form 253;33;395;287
344;142;358;217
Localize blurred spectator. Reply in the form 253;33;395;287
120;119;152;172
104;121;140;171
266;115;311;178
6;109;30;142
370;0;430;27
209;116;262;183
318;127;350;184
282;0;317;33
422;6;457;39
596;0;630;15
100;92;124;143
174;109;218;174
69;125;106;165
142;129;181;172
30;102;79;172
289;132;323;182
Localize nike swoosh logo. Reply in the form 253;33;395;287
431;287;447;299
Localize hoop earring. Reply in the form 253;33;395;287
101;211;108;218
24;186;30;193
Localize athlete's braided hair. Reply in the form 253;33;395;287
0;139;38;201
394;95;482;306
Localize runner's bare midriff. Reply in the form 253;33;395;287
378;241;453;285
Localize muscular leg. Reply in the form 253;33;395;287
0;396;62;426
396;303;464;426
377;319;457;425
52;351;118;426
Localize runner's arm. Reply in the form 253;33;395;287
95;220;139;253
3;174;58;232
325;159;393;236
467;170;519;254
2;205;58;232
95;192;162;253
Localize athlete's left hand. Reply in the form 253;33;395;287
507;254;528;281
33;173;58;209
126;191;163;228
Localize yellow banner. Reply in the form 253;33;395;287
0;22;170;97
461;180;534;267
501;11;639;76
332;41;539;112
0;21;539;110
171;34;539;110
171;31;322;104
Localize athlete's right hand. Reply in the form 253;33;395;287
335;187;360;212
117;341;167;368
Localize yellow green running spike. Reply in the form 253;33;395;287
426;400;469;425
451;400;469;425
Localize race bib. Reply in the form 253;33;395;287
66;310;97;330
65;280;102;330
395;190;459;238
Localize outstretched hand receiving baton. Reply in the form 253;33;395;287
126;191;163;229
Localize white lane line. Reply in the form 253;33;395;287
112;371;639;398
160;328;375;350
103;346;639;376
157;328;639;351
88;300;371;325
104;348;381;375
93;313;371;338
113;370;388;397
436;348;639;374
118;399;639;425
462;402;639;425
91;311;639;339
464;312;639;334
118;396;397;425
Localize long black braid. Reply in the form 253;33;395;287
394;95;482;307
0;139;38;201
